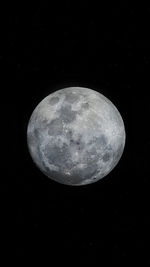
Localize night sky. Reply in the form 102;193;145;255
2;2;150;264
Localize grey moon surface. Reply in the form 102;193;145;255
27;87;126;186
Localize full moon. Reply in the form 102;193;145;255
27;87;126;186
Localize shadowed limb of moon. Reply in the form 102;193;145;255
27;87;126;186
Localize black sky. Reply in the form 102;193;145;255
2;2;150;264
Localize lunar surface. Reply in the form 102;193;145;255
27;87;126;186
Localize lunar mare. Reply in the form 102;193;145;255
27;87;126;185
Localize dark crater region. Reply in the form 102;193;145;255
49;96;59;105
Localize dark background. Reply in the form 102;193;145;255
2;2;150;264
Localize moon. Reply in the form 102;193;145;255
27;87;126;186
